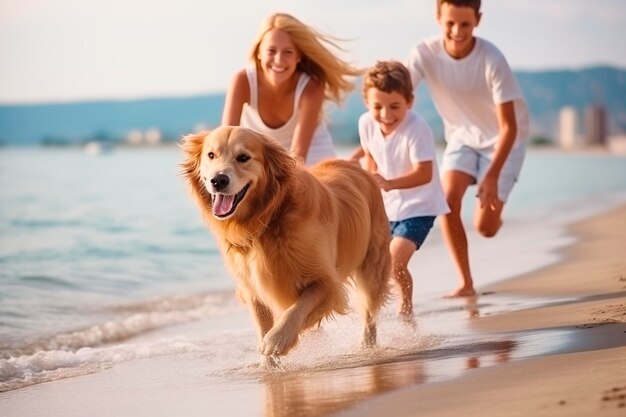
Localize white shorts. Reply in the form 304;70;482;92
441;141;527;202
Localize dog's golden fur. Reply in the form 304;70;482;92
181;126;391;358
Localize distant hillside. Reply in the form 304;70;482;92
0;66;624;146
0;95;224;145
330;65;626;143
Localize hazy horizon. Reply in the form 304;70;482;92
1;64;625;107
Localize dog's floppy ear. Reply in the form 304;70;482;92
258;132;296;182
179;131;212;209
179;131;208;176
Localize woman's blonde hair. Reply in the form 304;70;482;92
249;13;362;105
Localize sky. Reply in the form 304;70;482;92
1;0;625;104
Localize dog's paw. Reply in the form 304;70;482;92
261;326;297;356
361;323;377;348
262;355;284;370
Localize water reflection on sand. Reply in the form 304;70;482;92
227;293;560;417
260;337;516;417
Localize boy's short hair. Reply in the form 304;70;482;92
437;0;481;15
362;61;414;103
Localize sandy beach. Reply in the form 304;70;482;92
1;203;625;417
334;204;626;417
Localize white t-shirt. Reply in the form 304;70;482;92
359;111;450;221
240;65;336;166
406;37;529;149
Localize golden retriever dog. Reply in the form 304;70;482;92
180;126;391;360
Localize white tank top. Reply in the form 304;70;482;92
240;65;336;166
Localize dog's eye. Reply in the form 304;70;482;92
236;154;250;163
207;152;215;159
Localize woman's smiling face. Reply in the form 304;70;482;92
257;28;301;86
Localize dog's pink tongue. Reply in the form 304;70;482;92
213;194;235;216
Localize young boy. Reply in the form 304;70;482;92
405;0;529;297
358;61;449;320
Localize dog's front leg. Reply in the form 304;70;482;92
361;311;377;348
238;286;274;349
250;299;274;347
261;282;325;356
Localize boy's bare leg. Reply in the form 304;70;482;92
389;237;417;320
441;170;476;297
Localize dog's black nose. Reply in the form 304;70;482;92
210;174;229;191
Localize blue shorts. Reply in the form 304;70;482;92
389;216;436;250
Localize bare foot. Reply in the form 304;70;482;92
396;305;417;329
444;286;476;298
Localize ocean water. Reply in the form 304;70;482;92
0;145;625;394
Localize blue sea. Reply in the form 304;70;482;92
0;144;625;395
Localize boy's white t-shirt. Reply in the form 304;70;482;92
406;36;529;149
359;111;450;221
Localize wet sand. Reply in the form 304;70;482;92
334;204;626;417
1;205;625;417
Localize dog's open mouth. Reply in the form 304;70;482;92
211;183;250;218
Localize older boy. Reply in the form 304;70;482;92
359;61;449;319
406;0;529;297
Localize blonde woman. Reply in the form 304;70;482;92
221;13;361;165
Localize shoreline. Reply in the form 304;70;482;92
332;204;626;417
2;147;625;353
1;204;625;417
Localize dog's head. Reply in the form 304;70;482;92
180;126;295;223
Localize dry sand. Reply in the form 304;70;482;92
333;204;626;417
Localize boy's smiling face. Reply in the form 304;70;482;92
438;3;481;59
365;88;413;137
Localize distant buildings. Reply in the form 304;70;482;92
558;104;608;149
144;128;162;145
583;105;606;146
608;134;626;155
124;128;163;146
558;106;579;149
